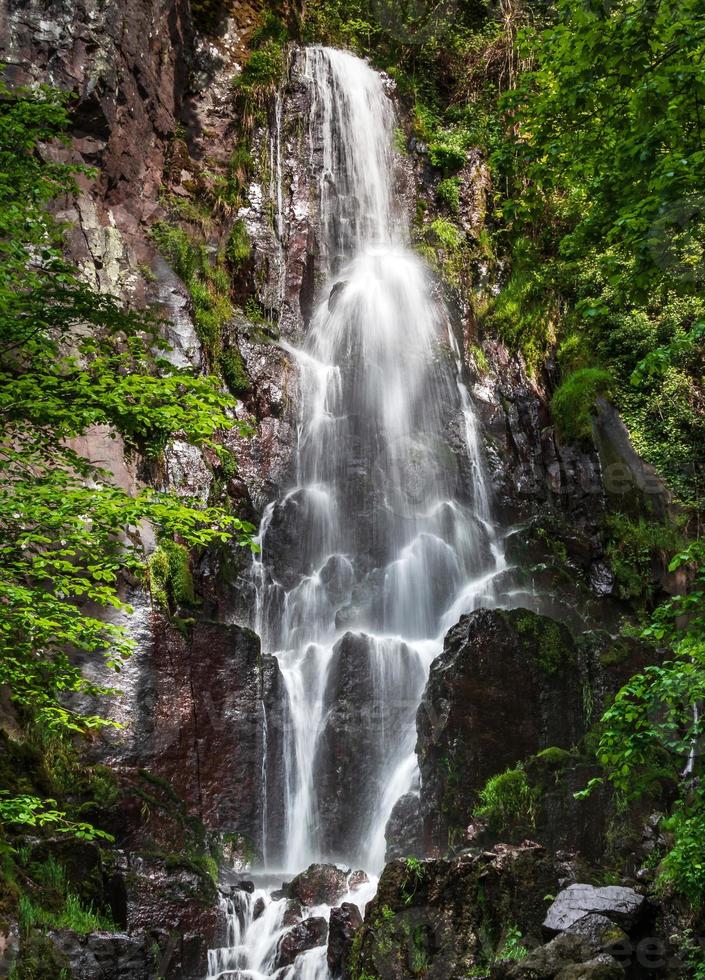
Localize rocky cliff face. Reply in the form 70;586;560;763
1;3;682;977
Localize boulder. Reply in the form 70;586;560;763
274;916;328;970
286;864;349;907
417;608;585;849
565;913;628;952
543;885;646;935
327;902;363;977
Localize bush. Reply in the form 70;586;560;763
475;767;536;834
428;218;463;251
551;368;613;444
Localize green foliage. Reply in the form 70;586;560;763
19;892;114;935
551;368;613;445
226;219;252;267
497;925;529;963
0;796;112;842
475;766;536;834
428;218;463;251
148;540;196;613
0;72;255;837
659;791;705;909
604;513;682;603
220;346;251;398
401;857;425;905
233;40;285;101
436;177;461;215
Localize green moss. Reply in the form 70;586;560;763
514;613;574;674
11;931;71;980
535;746;572;767
226;219;251;268
551;367;613;445
148;540;195;613
219;346;251;398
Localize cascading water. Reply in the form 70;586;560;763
207;45;508;979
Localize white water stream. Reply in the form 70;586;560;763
208;46;507;979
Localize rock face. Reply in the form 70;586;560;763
417;608;586;849
385;793;425;862
327;903;363;978
314;632;425;860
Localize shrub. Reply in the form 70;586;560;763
551;368;613;444
475;767;536;834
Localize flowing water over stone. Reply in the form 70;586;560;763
208;45;508;978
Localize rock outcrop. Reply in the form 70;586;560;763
417;608;586;850
350;844;569;980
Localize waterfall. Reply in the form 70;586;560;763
207;45;506;979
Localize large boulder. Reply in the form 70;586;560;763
417;608;585;849
543;885;647;935
286;864;349;908
274;916;328;970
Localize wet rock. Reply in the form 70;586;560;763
417;608;585;849
282;900;303;927
348;870;369;891
592;398;672;521
385;792;424;861
544;884;646;935
327;902;363;977
274;916;328;969
253;897;266;920
565;914;628;952
496;932;623;979
46;930;154;980
354;844;565;979
315;632;425;861
286;864;349;907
